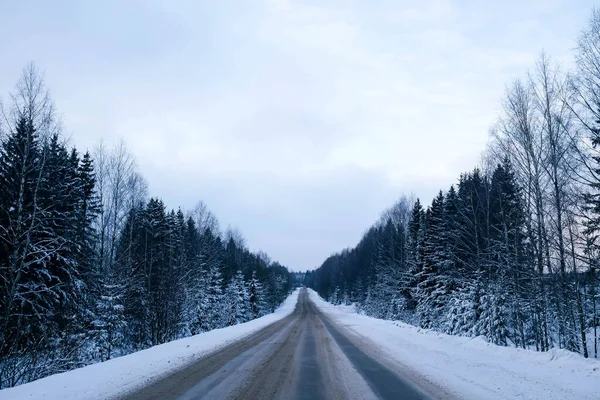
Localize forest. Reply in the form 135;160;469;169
0;66;293;388
307;9;600;359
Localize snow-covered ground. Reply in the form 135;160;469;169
5;288;598;400
0;289;300;400
309;289;600;400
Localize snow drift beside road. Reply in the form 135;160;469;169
0;289;300;400
309;289;600;400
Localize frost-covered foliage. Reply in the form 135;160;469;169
225;270;250;326
0;66;292;389
306;11;600;355
308;158;600;358
307;8;600;359
248;271;267;319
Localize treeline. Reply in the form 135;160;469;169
307;9;600;358
0;66;292;388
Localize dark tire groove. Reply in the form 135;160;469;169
315;305;428;400
296;317;326;400
119;303;300;400
120;290;437;400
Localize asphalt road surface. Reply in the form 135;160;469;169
121;289;451;400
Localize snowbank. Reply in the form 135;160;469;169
0;289;300;400
309;289;600;400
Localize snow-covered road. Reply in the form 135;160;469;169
0;290;301;400
120;288;440;399
310;289;600;400
2;288;599;400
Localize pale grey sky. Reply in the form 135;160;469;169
0;0;594;271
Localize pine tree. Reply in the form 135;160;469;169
41;136;88;372
0;117;80;371
444;283;480;336
0;117;43;359
266;270;290;312
202;264;224;331
74;151;100;311
414;193;452;329
76;152;100;276
488;159;529;346
225;270;250;326
248;270;266;319
115;204;148;350
403;199;425;311
180;216;204;336
0;67;293;388
442;186;459;272
372;221;403;319
144;198;172;345
93;274;126;361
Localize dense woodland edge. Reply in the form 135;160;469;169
0;66;294;388
307;8;600;359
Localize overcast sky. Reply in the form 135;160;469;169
0;0;595;271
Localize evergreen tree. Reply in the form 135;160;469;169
248;270;266;319
93;276;126;361
487;159;529;346
414;193;452;329
225;270;250;326
0;67;292;388
403;199;425;311
0;117;44;360
202;264;224;331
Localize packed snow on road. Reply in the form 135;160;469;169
3;288;600;400
309;289;600;400
0;290;300;400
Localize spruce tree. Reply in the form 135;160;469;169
0;117;59;361
248;270;266;319
403;199;425;311
225;270;250;326
415;192;452;329
203;264;224;331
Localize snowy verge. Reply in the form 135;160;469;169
0;289;300;400
308;289;600;400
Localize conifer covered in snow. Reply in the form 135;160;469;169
306;29;600;355
0;66;292;389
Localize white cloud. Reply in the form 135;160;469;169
0;0;595;270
